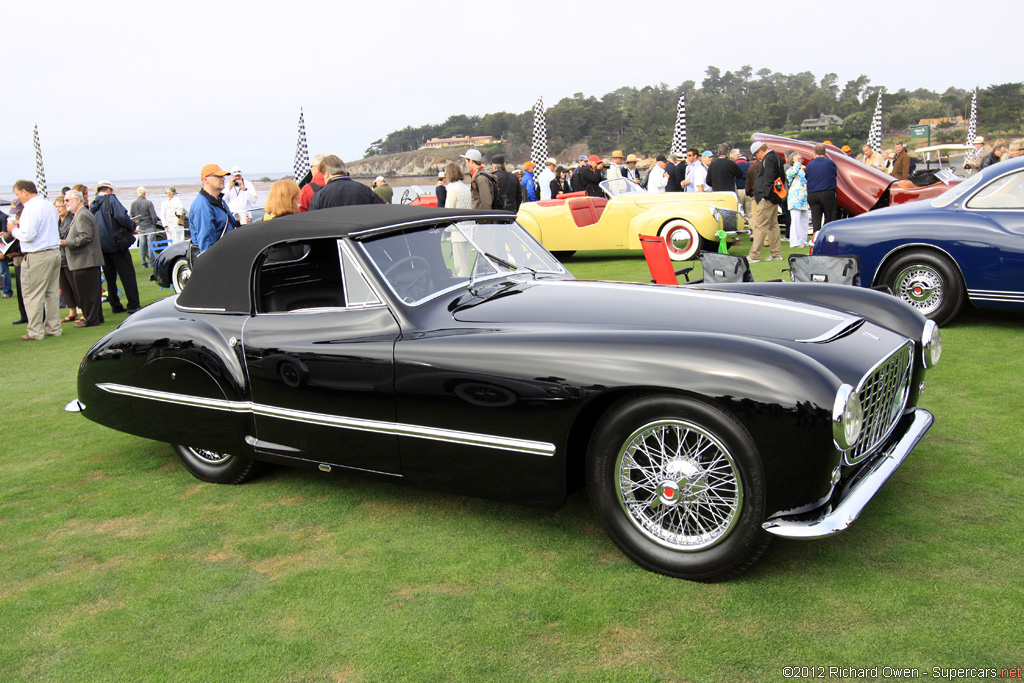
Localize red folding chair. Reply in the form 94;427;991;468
639;235;694;284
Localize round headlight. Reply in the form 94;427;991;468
832;384;864;451
922;320;942;368
707;204;721;222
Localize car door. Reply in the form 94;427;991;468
242;239;402;474
963;168;1024;298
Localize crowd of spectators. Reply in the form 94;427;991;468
7;134;1021;336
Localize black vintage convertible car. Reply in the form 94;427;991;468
71;205;940;581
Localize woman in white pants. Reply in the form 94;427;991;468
785;152;810;248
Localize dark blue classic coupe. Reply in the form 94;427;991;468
815;155;1024;326
71;205;940;582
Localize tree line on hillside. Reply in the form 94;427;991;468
363;67;1024;160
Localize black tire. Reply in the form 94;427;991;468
172;444;261;484
586;394;770;582
550;251;576;260
171;258;191;294
880;250;964;326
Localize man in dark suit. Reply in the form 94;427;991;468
309;155;385;210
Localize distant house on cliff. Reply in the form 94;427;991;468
422;135;501;149
800;114;844;131
918;116;964;129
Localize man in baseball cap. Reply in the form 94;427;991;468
460;149;497;209
189;163;240;253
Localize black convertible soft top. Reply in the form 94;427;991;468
175;204;513;313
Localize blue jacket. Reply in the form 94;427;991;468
190;190;235;252
805;157;838;193
521;171;538;202
90;194;134;253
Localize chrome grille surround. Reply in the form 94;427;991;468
845;341;914;466
719;208;740;232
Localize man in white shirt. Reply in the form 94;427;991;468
684;150;707;192
647;155;669;193
223;166;258;222
161;186;187;243
537;158;557;200
3;180;62;340
606;151;624;181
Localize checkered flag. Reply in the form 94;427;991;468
671;93;687;157
292;108;310;182
33;123;47;198
965;89;979;164
867;91;884;154
531;97;548;169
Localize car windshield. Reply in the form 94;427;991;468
600;177;645;198
359;219;566;305
930;172;986;208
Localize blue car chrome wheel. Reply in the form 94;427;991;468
882;250;965;326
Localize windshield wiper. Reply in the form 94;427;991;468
484;252;536;275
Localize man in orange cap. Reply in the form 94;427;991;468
189;164;240;253
521;161;538;202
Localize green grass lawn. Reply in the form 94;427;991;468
1;246;1021;683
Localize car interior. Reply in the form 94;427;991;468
256;240;347;313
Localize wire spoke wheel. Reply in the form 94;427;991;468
172;444;261;484
892;265;943;316
586;394;769;581
617;420;742;551
881;250;964;326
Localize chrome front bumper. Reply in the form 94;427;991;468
762;408;933;539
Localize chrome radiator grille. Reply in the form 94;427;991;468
846;341;913;465
720;208;741;232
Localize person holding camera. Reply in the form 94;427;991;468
224;166;258;222
580;155;605;197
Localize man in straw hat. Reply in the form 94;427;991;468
607;151;624;180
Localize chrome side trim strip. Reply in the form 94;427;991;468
97;383;556;457
174;304;228;313
98;383;251;412
762;408;933;539
967;288;1024;303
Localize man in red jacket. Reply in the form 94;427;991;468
298;153;326;212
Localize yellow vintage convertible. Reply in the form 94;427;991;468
516;177;746;261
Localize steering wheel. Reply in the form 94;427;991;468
383;255;432;301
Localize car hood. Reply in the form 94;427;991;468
452;279;860;343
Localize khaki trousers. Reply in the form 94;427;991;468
747;199;782;261
22;248;62;339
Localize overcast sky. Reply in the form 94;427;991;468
3;0;1021;187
